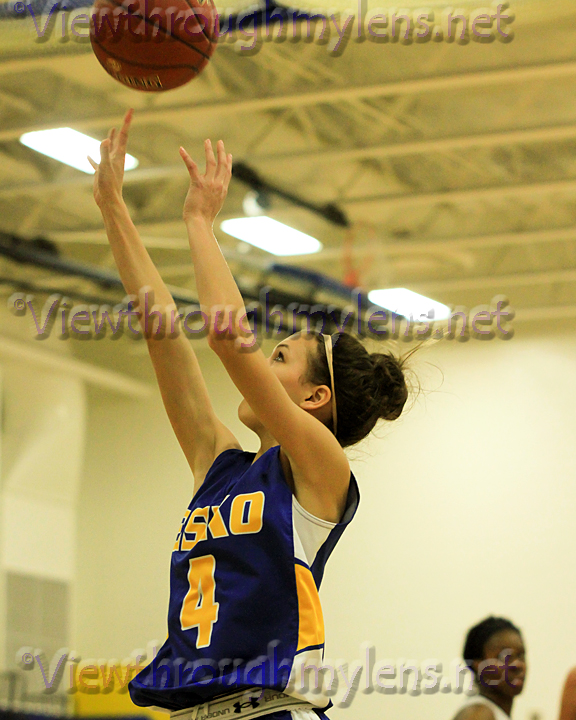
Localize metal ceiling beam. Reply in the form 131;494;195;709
7;162;576;216
44;228;576;301
0;231;199;303
49;230;188;249
2;59;576;143
0;88;35;114
253;121;576;165
295;226;576;261
514;305;576;323
343;176;576;211
414;268;576;294
49;225;576;257
0;165;185;199
0;163;349;227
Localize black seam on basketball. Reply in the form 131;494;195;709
203;0;219;43
96;3;212;60
92;34;202;73
181;0;217;43
93;0;213;59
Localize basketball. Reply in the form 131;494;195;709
90;0;218;92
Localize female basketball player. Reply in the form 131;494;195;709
88;110;409;720
451;617;527;720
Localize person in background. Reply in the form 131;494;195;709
559;667;576;720
452;616;527;720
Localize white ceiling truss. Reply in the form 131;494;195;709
1;0;576;360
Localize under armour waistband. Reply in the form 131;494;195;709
170;689;315;720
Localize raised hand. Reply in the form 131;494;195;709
180;139;232;225
88;108;133;208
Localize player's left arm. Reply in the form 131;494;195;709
180;140;350;523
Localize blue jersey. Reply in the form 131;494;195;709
129;445;359;711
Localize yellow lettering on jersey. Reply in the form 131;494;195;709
173;494;265;551
208;505;229;539
180;554;219;648
181;507;209;551
174;509;192;551
229;492;265;535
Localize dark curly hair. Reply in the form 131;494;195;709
305;332;409;448
463;616;522;677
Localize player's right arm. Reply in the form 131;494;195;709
90;110;240;491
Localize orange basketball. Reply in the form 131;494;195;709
90;0;218;91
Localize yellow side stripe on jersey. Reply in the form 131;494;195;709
294;563;325;652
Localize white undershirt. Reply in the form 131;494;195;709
457;696;511;720
292;495;336;566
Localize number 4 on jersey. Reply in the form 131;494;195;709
180;555;219;648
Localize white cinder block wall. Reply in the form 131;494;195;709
0;361;86;708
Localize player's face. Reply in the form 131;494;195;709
476;630;526;698
267;333;317;402
238;334;319;431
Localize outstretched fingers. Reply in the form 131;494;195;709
107;127;117;159
217;139;226;166
180;140;232;191
204;139;217;180
100;137;112;165
215;140;229;181
117;108;133;156
224;150;233;190
102;110;132;165
180;146;202;183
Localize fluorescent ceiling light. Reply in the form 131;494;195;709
20;128;139;175
220;217;323;256
368;287;451;321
